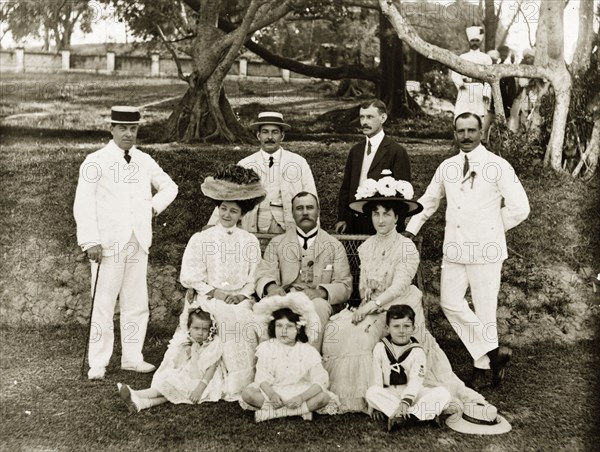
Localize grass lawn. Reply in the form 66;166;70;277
1;324;599;451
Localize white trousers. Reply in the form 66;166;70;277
88;233;149;369
440;260;502;369
366;385;451;420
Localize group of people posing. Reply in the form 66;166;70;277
73;98;529;433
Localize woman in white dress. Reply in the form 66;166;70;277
322;176;487;414
176;165;266;401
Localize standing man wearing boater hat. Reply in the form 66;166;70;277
404;112;530;390
450;26;493;126
74;106;178;380
207;112;316;233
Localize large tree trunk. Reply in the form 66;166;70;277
537;0;570;171
379;13;420;118
164;0;277;143
483;0;498;51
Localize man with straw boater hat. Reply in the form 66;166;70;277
450;26;493;122
74;106;178;380
207;111;317;233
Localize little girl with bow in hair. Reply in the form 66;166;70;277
117;306;224;412
241;293;339;422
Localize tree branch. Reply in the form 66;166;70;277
569;0;595;74
218;18;379;82
378;0;553;84
497;0;523;48
213;0;263;82
156;24;190;83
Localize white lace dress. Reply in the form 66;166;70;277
245;339;339;414
322;231;486;413
151;336;225;404
178;223;262;401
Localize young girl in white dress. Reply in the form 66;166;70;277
241;294;338;422
117;307;224;413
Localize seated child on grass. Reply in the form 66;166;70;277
366;304;451;431
117;307;224;412
241;303;338;422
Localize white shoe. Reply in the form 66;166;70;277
118;383;140;413
88;367;106;380
121;361;156;373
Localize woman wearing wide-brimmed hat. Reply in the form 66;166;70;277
322;172;491;417
176;164;266;401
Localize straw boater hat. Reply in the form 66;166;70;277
249;111;291;131
445;402;511;435
109;106;142;124
253;292;321;344
466;26;484;42
349;170;423;216
201;164;266;204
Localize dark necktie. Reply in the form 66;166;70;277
463;154;469;177
298;230;318;250
124;150;131;164
269;156;274;168
366;140;372;156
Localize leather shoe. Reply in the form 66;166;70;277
121;361;156;373
489;346;512;387
466;368;488;390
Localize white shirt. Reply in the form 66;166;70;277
359;129;385;186
260;148;283;207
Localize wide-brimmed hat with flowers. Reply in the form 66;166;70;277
349;169;423;216
201;164;266;205
253;292;321;344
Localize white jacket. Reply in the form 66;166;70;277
73;140;178;255
406;144;530;264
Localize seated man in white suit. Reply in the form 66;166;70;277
74;106;178;380
207;112;317;233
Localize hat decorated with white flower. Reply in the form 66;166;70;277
253;292;321;345
349;169;423;216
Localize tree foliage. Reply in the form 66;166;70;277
3;0;95;50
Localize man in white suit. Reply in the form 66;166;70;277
207;112;317;232
404;112;530;390
74;106;178;380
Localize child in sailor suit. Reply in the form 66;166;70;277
366;305;451;425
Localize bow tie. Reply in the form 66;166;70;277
297;230;318;250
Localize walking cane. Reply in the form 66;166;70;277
81;261;101;378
